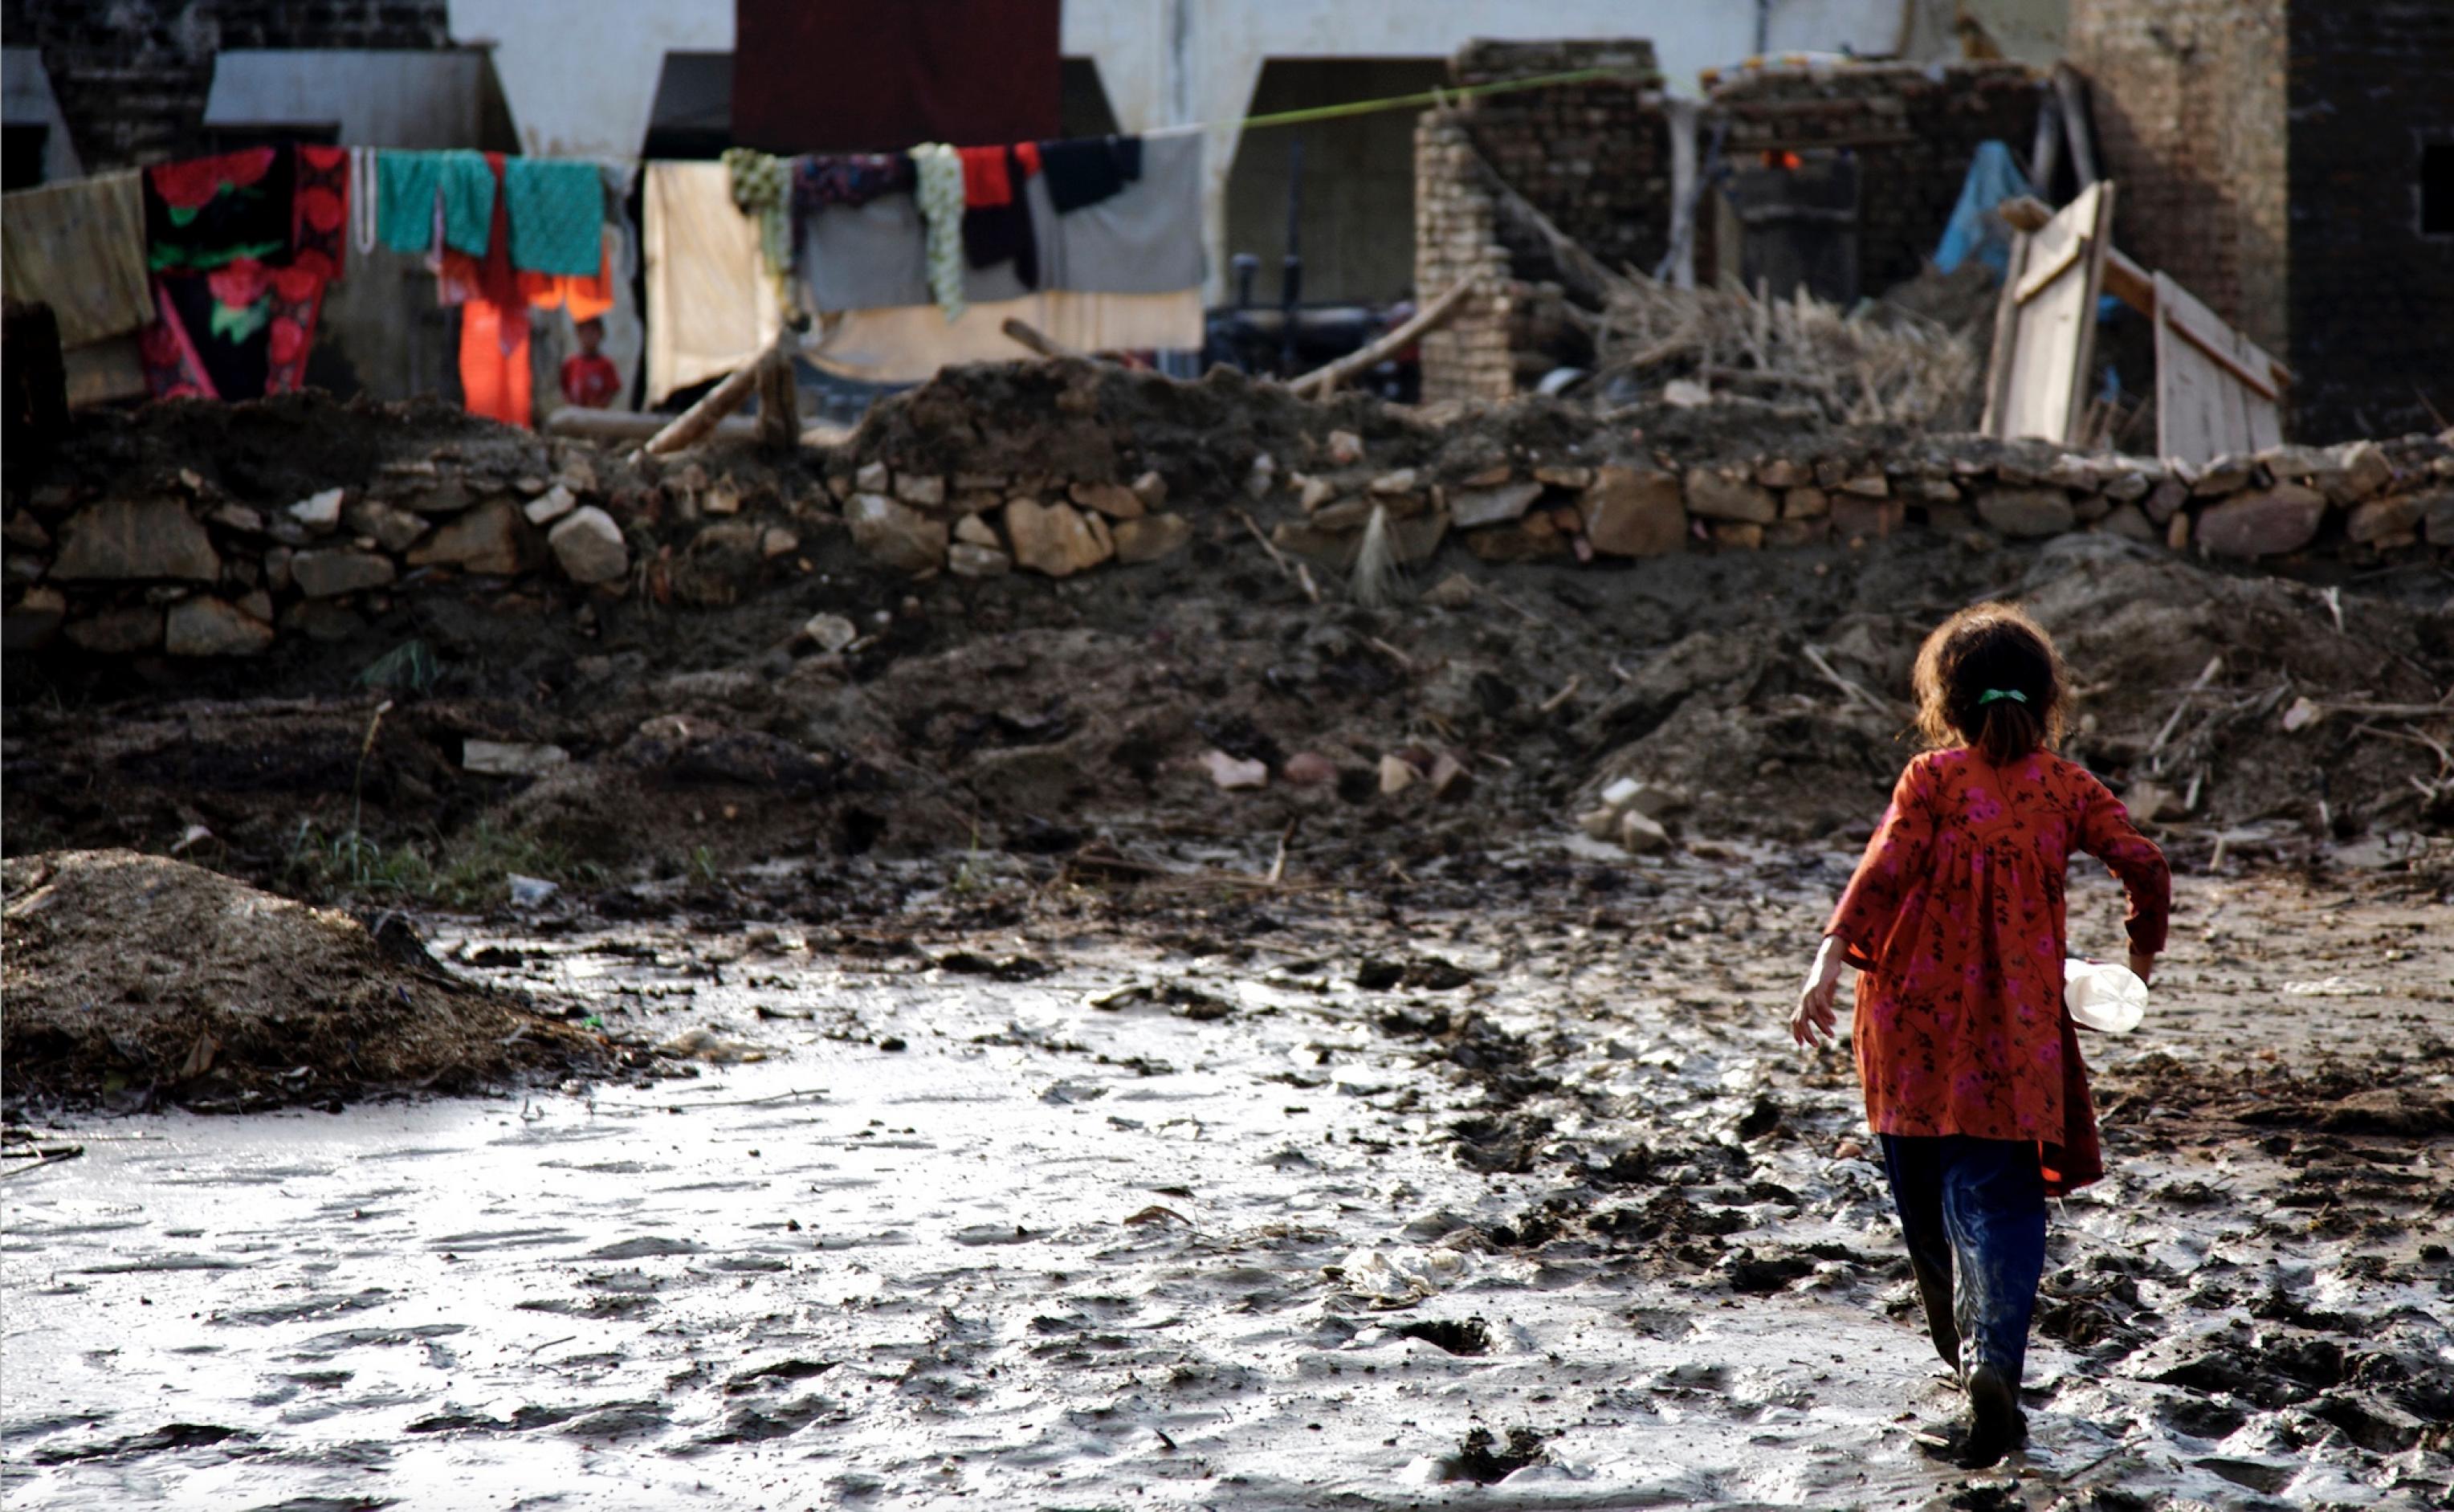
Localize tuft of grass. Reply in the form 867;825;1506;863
358;639;441;693
285;818;601;908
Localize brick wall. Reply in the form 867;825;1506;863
2285;0;2454;442
1412;114;1514;405
1449;40;1674;287
2066;0;2290;356
1706;61;2041;297
2;0;451;169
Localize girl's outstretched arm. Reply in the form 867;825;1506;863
1793;933;1847;1047
1824;756;1939;971
2078;774;2172;982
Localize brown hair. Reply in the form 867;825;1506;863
1911;602;2067;765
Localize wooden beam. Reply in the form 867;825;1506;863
1001;318;1090;361
1286;277;1477;399
641;316;809;456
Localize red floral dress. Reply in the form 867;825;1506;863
1826;748;2170;1194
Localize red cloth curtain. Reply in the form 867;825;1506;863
730;0;1060;154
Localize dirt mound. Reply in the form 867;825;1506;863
2;850;601;1111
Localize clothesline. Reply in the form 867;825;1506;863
1137;63;1657;139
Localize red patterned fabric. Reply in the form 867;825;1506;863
291;145;350;279
1826;748;2170;1195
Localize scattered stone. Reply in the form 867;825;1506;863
344;498;429;552
1532;463;1592;489
2198;483;2326;558
1004;499;1111;577
1975;487;2076;538
202;503;261;536
953;514;1001;548
1683;468;1776;524
1423;572;1478;610
1457;463;1512;487
289;548;397;599
1069;482;1144;520
1111;513;1192;564
1327;430;1364;466
2328;441;2392;503
3;585;67;650
2142;478;2190;525
2423;491;2454;546
946;543;1012;578
2190;454;2254;495
1576;807;1618;840
407;499;534;576
1200;749;1268;790
892;473;945;508
1377;753;1417;796
2122;780;2178;824
2101;502;2158;543
761;527;799;559
844;494;947;573
854;460;890;494
1449;480;1543;530
801;613;859;652
1756;458;1806;489
165;595;274;657
1245;452;1277;498
548;506;631;585
1369;468;1419;496
1427;752;1473;800
1783;486;1830;519
1299;475;1339;512
512;475;548;497
1599;776;1680;818
1131;471;1170;507
1282;752;1338;786
1831;497;1905;539
1581;467;1685;556
523;483;578;526
51;498;221;583
63;604;164;654
1661;378;1712;407
2346;494;2424;546
288;487;345;531
1616;809;1671;853
463;740;571;777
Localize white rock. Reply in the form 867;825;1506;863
946;543;1012;578
548;505;630;585
288;487;344;530
1616;810;1672;853
1200;749;1268;790
463;740;571;776
523;483;578;525
854;460;890;494
801;613;859;653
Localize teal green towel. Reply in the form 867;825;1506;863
438;150;496;256
503;158;604;277
376;151;442;253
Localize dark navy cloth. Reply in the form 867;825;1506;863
1880;1133;2047;1388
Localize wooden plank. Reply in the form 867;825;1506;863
2101;247;2154;317
1979;230;2030;436
2154;269;2285;464
1989;181;2113;445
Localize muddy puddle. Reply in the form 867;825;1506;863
5;846;2449;1510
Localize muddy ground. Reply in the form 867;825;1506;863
5;390;2452;1507
2;846;2448;1509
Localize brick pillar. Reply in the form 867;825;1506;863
1413;114;1515;405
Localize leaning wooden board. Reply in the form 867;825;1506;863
2154;271;2284;464
1982;181;2114;446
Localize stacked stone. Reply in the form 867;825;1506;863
1706;59;2041;295
2;446;631;656
1412;114;1514;406
822;462;1191;582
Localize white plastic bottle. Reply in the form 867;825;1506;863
2065;958;2148;1034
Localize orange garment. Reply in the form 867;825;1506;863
459;297;532;427
527;226;617;320
1827;748;2169;1196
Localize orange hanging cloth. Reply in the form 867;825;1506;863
459;296;532;427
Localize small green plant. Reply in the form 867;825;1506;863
358;639;440;693
948;821;992;895
283;817;599;907
689;845;720;884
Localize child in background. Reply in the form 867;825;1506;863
1793;604;2169;1468
559;316;622;410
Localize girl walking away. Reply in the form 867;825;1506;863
1792;604;2170;1469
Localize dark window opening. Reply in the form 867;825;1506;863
202;122;340;154
642;51;735;161
3;124;48;190
2423;144;2454;235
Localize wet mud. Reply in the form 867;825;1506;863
6;851;2448;1509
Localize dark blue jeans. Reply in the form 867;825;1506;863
1879;1134;2047;1388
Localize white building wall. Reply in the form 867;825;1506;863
449;0;1914;297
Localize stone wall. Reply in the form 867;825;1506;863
0;0;452;168
2283;0;2454;443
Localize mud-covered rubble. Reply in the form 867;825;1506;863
0;850;601;1111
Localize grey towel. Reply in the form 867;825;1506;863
800;185;1042;312
1042;132;1204;295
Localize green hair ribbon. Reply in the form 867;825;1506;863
1976;688;2028;706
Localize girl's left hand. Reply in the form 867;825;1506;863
1792;935;1845;1049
